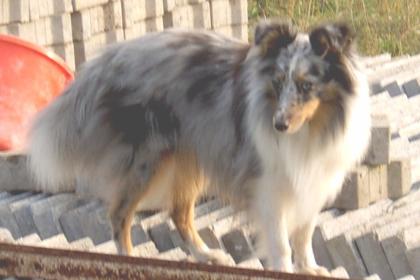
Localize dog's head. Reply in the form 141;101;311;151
253;21;356;134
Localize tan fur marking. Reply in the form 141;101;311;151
120;154;176;255
171;151;208;251
288;99;320;133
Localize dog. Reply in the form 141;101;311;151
28;20;371;275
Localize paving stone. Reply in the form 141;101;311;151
332;166;370;210
73;28;124;69
388;159;412;199
69;237;95;251
121;0;164;27
210;0;248;28
406;247;420;279
194;206;235;230
313;226;334;270
30;193;81;239
131;224;149;246
59;200;99;242
12;193;48;237
402;79;420;98
355;232;394;280
90;240;118;254
381;236;411;279
38;233;69;248
211;211;247;237
123;17;164;40
163;2;211;29
8;0;30;23
325;234;367;278
71;0;108;11
213;24;248;41
221;229;253;264
198;227;222;249
15;233;41;245
364;114;391;165
237;257;264;269
79;205;112;245
0;154;36;192
149;221;175;252
362;53;391;68
155;247;188;261
132;240;159;257
330;266;350;279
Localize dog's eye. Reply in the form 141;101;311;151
301;81;313;93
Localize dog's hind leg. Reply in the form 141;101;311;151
291;218;330;276
109;154;176;256
170;152;232;265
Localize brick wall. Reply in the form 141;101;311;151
0;0;248;70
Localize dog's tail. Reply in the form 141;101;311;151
27;87;80;193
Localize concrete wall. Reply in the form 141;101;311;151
0;0;248;70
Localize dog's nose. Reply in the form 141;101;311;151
274;120;289;132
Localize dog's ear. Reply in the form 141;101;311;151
254;21;296;58
309;22;355;57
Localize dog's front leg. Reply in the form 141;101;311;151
254;193;293;272
291;217;330;276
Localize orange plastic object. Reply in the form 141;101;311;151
0;34;74;151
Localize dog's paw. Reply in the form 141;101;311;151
296;265;330;276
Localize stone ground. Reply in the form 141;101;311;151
0;53;420;280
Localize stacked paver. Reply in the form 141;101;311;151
0;53;420;279
0;0;248;70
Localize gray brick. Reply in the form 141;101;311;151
198;227;222;249
313;226;334;270
388;159;412;199
163;2;210;29
53;0;73;13
330;266;350;279
28;0;40;20
0;154;35;193
71;0;108;11
221;229;253;264
80;206;112;245
211;211;247;237
210;0;247;28
364;114;391;165
11;193;48;237
406;247;420;279
44;14;73;45
402;79;420;98
123;17;164;40
320;199;392;241
213;24;248;41
90;240;118;254
8;0;30;23
332;167;370;210
132;240;159;257
385;82;403;97
131;224;149;246
237;257;264;269
362;53;392;68
355;232;394;280
15;233;41;245
30;193;80;239
46;42;76;71
381;236;411;279
156;247;188;261
121;0;164;27
326;234;367;278
149;221;175;252
194;206;235;230
69;237;95;250
59;200;98;242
